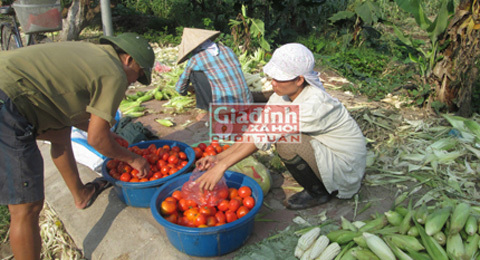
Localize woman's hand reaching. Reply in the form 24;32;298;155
195;155;218;171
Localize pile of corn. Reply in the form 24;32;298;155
295;201;480;260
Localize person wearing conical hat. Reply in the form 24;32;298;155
0;33;155;259
175;28;253;120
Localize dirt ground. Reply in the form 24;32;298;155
125;69;422;248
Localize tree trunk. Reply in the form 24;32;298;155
429;0;480;117
59;0;101;41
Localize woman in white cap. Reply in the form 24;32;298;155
195;43;367;210
175;28;253;120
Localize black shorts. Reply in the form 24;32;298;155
0;89;44;205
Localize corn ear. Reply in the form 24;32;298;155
317;242;340;260
384;234;424;252
155;118;174;127
339;247;358;260
433;231;446;246
446;233;466;260
333;241;354;260
405;248;432;260
414;218;448;260
407;226;419;237
363;232;396;260
353;235;367;248
385;210;403;226
351;248;380;260
352;221;365;229
358;215;387;232
384;237;414;260
326;230;359;244
424;206;452;236
308;235;329;259
297;227;321;251
465;233;480;259
395;205;409;217
465;214;478;236
449;202;471;234
414;203;428;224
399;209;413;235
295;245;305;259
301;246;313;260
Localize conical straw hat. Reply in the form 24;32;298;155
176;28;221;64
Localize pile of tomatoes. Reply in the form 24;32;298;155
106;139;190;183
192;140;231;160
160;185;256;228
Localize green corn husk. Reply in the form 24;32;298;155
464;214;478;236
433;231;446;246
135;92;154;103
358;215;387;232
384;237;414;260
395;206;409;217
353;235;367;248
424;206;452;236
155;118;174;127
341;216;358;231
399;209;413;235
446;233;466;260
450;202;471;235
407;226;419;237
406;248;432;260
326;229;358;244
363;232;396;260
385;210;403;226
414;218;448;260
339;247;358;260
352;248;380;260
465;233;480;259
384;234;424;252
414;203;429;224
334;241;354;260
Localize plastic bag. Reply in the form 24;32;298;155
228;155;272;195
181;168;229;207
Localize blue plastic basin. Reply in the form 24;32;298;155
150;170;264;257
101;140;195;208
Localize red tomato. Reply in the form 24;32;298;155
236;206;250;218
161;166;171;175
223;144;230;150
193;147;203;159
162;153;169;162
153;172;163;179
178;152;187;160
199;206;214;216
214;145;223;154
238;186;252;198
164;212;178;224
243;196;255;209
205;146;216;154
217;199;230;212
171;146;181;153
194;213;207;227
206;216;218;227
164;196;177;203
184;207;199;222
180;160;189;168
162;144;171;152
139;178;149;182
156;159;167;169
172;190;183;201
197;143;207;151
120;172;131;182
161;200;177;215
178;199;189;212
228;188;238;199
217;188;229;200
106;159;118;170
225;210;238;223
215;211;226;224
168;167;178;175
228;198;241;212
168;155;179;165
130;177;140;182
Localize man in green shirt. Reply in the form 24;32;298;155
0;33;155;260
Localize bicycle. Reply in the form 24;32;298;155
0;2;61;50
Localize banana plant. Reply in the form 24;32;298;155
393;0;456;80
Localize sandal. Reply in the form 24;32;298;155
82;178;113;210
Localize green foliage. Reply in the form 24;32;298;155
392;0;456;79
229;5;271;53
0;205;10;242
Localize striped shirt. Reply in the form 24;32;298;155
176;44;253;104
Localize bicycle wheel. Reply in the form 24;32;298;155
1;23;21;50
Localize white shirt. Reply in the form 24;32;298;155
255;85;367;199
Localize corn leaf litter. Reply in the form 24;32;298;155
356;109;480;205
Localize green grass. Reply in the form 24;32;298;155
0;205;10;242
